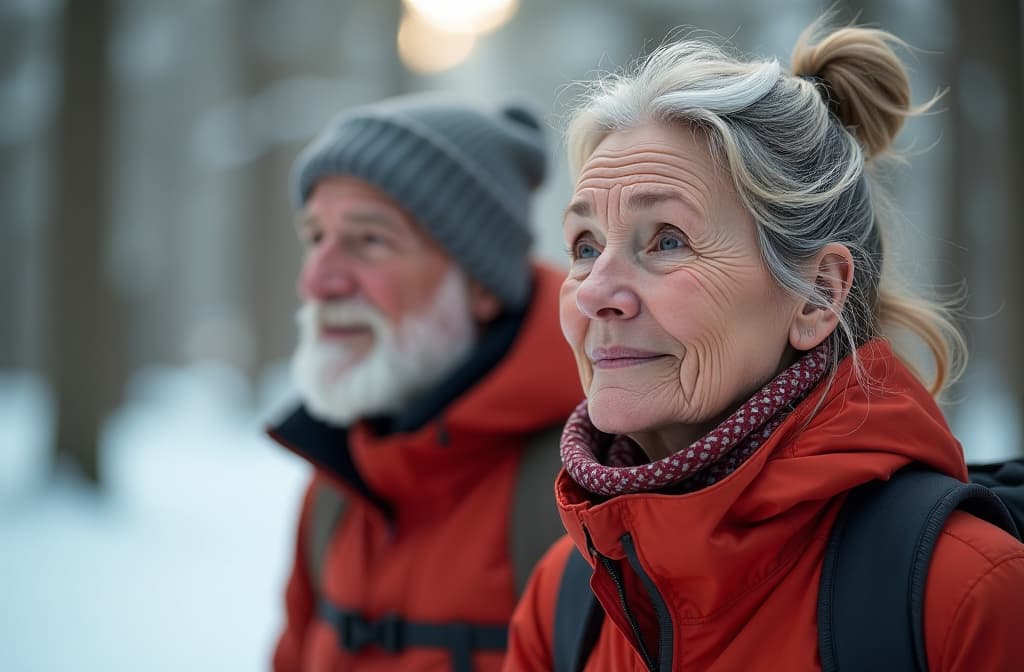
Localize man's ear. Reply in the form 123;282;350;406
789;243;854;351
469;280;503;324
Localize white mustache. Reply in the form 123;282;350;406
295;301;386;332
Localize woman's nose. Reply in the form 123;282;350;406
574;255;641;320
297;245;358;302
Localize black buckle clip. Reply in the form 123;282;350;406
340;612;403;653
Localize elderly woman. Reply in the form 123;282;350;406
504;20;1024;672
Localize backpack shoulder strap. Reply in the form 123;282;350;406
553;547;604;672
818;467;1019;672
511;423;568;595
306;480;349;593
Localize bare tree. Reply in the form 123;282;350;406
48;0;126;484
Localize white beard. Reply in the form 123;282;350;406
290;267;479;426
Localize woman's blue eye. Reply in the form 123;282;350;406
658;236;681;250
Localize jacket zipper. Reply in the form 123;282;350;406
621;533;673;671
587;532;658;672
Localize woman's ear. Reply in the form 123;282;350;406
789;243;854;351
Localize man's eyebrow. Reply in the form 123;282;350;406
295;210;401;231
295;212;317;233
342;210;401;228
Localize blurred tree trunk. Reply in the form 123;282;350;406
48;0;124;484
0;149;16;368
947;0;1023;457
0;16;26;369
235;1;293;387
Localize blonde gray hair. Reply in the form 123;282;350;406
566;19;963;394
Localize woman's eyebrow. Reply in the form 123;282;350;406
563;188;698;223
625;188;687;212
563;199;592;221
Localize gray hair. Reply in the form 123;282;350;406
565;20;963;394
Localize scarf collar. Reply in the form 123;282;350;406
561;346;829;496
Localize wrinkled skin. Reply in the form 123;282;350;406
559;122;806;460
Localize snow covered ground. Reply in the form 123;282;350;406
0;358;1019;671
0;364;310;672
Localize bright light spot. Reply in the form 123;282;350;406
403;0;518;35
397;10;476;74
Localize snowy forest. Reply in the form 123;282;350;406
2;0;1022;668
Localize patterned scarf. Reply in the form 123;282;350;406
561;346;829;496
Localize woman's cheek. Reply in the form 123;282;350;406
559;280;592;392
573;349;593;394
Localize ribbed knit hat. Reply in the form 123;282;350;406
291;93;548;311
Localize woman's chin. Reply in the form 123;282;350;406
587;397;649;436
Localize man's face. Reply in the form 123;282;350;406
297;176;460;349
291;176;478;425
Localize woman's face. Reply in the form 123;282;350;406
560;122;804;457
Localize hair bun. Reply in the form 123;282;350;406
791;23;914;159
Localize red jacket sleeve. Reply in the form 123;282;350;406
504;535;578;672
273;479;318;672
925;510;1024;671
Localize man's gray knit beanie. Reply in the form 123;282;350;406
291;92;548;311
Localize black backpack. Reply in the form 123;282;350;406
553;461;1024;672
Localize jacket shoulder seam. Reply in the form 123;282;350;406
940;520;1024;567
937;551;1024;667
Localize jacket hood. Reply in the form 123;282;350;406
555;339;966;621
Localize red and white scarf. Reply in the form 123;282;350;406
561;346;829;496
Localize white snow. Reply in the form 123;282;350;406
0;364;310;672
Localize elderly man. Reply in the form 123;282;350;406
269;93;580;672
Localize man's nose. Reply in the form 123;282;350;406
297;244;358;302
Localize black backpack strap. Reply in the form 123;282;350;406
553;547;604;672
319;601;507;672
818;467;1019;672
307;481;348;593
511;423;567;594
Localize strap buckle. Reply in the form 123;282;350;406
374;614;403;653
339;611;403;653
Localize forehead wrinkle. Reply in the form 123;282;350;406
576;140;733;234
583;145;710;171
579;145;717;187
577;170;715;226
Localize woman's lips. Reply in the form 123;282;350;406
589;346;666;369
